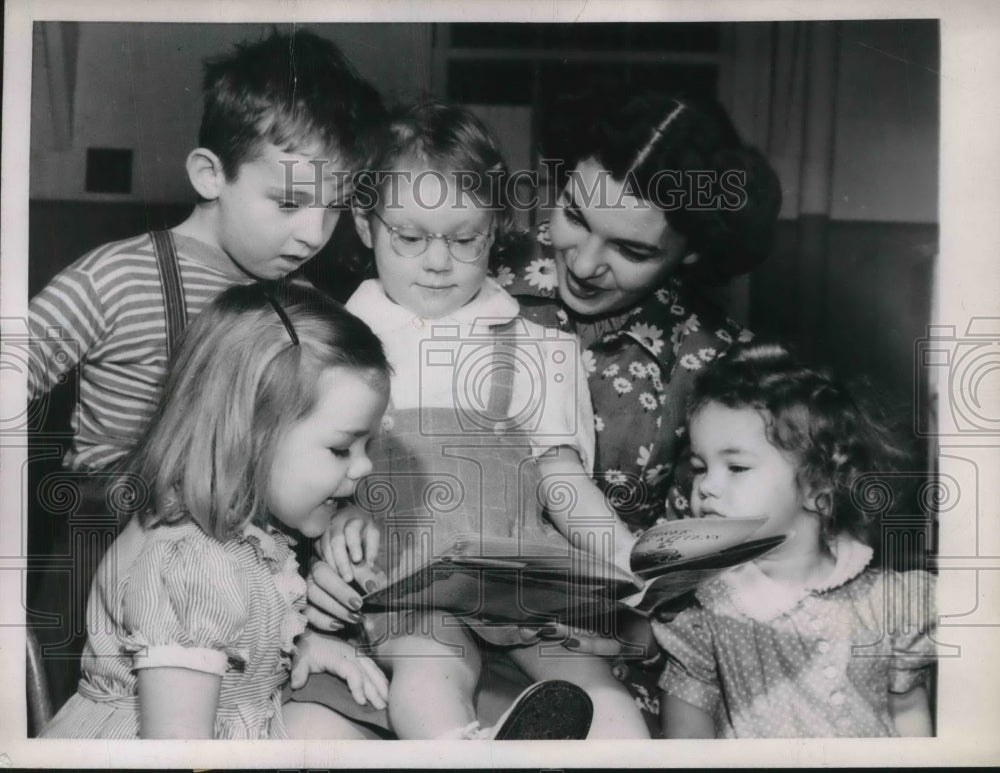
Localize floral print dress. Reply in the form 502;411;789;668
495;223;753;728
500;223;752;531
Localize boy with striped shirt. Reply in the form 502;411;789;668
29;30;383;474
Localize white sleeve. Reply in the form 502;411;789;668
512;326;596;474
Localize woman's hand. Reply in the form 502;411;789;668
290;630;388;710
317;503;380;584
305;504;382;631
305;558;366;632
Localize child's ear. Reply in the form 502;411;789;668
352;206;374;249
803;485;833;517
186;148;227;201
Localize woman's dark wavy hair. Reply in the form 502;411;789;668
200;29;385;179
688;343;909;544
548;89;782;285
349;100;528;275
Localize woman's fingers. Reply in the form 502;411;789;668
304;606;344;632
307;562;363;625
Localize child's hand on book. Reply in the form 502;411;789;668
317;503;380;584
290;629;388;709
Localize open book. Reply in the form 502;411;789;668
356;517;785;624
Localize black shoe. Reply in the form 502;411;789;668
490;680;593;740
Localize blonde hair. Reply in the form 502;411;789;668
131;283;390;541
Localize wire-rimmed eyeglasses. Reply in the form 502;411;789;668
370;209;493;263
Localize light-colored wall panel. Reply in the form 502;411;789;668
30;22;434;202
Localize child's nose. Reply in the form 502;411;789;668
696;471;720;498
349;452;374;481
567;234;607;279
295;207;332;250
421;237;453;272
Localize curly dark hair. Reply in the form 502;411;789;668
199;29;385;179
688;343;908;544
546;89;782;285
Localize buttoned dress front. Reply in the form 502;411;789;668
653;536;937;737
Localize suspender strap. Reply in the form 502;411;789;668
486;319;520;423
150;230;188;359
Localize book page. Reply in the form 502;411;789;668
630;515;768;573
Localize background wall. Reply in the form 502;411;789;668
830;21;939;224
741;20;939;431
30;22;433;202
29;18;940;422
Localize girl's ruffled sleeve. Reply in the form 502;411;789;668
652;605;721;715
120;534;251;676
889;570;937;694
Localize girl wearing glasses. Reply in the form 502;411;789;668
293;101;648;739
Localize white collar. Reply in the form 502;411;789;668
697;534;874;621
350;277;520;335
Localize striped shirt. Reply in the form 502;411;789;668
28;232;248;470
39;517;307;739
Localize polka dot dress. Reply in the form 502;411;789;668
654;536;936;738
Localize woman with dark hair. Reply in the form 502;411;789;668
508;89;781;532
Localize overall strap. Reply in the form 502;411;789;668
150;230;188;359
486;319;520;423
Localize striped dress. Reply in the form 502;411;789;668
28;232;248;471
40;517;307;739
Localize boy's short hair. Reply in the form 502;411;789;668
199;29;384;179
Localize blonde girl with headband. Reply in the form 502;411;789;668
41;284;393;738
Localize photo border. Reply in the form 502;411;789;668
3;0;999;768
